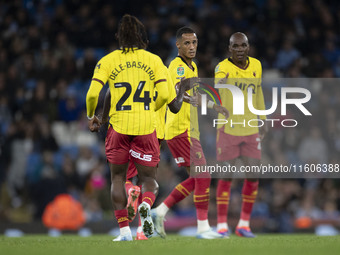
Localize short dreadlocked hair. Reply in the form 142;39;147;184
117;14;148;53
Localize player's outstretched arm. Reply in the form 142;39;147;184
213;104;229;118
190;90;229;118
168;77;199;113
179;77;200;91
203;95;229;118
167;86;183;113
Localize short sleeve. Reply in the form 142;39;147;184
92;56;110;85
153;56;168;85
215;64;227;79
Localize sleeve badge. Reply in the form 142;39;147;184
177;67;185;76
94;63;101;73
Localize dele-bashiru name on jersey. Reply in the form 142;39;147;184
109;61;155;81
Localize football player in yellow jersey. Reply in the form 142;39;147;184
99;69;189;240
215;32;268;238
151;27;225;239
86;15;172;241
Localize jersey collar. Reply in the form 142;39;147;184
228;57;250;70
177;56;195;72
119;47;142;51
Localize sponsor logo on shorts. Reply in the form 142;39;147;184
129;149;152;162
175;157;185;164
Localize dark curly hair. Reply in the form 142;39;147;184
117;14;148;53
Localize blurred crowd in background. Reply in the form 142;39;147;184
1;0;340;233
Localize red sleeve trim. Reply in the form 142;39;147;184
92;78;104;86
169;97;177;105
154;79;167;85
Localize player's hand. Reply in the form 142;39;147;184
176;81;191;103
213;104;229;118
217;73;229;84
259;121;268;140
183;92;191;103
176;77;200;103
189;90;201;107
88;115;101;132
176;77;201;104
178;77;200;92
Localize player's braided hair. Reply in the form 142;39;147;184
117;14;147;53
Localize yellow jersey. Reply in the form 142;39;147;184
155;69;177;140
86;49;169;136
215;56;266;136
165;56;200;140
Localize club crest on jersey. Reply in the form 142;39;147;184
253;71;256;77
94;63;101;73
196;152;202;159
177;67;184;76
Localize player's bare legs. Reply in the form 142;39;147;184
134;162;159;238
109;162;129;210
108;162;132;241
135;162;159;196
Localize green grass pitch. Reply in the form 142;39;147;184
1;234;340;255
